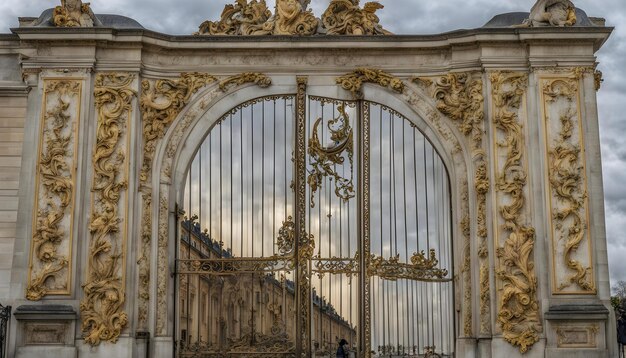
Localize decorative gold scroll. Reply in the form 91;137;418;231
196;0;389;36
337;68;404;99
367;249;450;282
417;72;491;334
218;72;272;92
322;0;389;35
196;0;318;36
137;72;217;328
541;76;595;294
490;71;540;353
312;254;359;279
27;79;82;301
307;103;355;206
80;73;136;346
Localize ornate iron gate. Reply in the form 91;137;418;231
175;89;454;357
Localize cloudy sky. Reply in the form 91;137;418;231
0;0;624;287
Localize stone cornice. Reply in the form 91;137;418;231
9;26;613;52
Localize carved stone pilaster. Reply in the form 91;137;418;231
489;71;541;353
80;73;136;345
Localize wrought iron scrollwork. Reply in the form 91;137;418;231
312;253;359;279
368;249;450;282
308;103;355;207
0;303;10;358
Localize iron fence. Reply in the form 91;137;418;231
0;303;10;358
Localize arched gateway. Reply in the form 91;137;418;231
0;1;615;358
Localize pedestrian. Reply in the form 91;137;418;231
336;338;349;358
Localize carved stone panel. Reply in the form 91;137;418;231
24;323;68;345
555;324;598;348
27;79;82;301
540;73;595;294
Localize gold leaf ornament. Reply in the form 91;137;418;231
337;68;404;99
322;0;390;35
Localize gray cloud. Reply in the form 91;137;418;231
0;0;624;285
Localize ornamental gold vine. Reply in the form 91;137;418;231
337;68;404;99
543;78;594;293
27;80;81;301
81;73;136;346
490;71;540;353
307;103;355;206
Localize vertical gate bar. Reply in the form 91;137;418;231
295;77;310;357
359;101;371;358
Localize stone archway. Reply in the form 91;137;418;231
151;71;478;357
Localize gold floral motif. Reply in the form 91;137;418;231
52;0;97;27
307;103;355;206
367;249;450;282
27;80;81;301
425;73;485;146
80;73;136;346
337;68;404;99
543;78;595;293
490;71;540;353
218;72;272;92
137;72;217;327
321;0;389;35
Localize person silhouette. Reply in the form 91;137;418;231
336;339;349;358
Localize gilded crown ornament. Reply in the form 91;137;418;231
195;0;389;35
